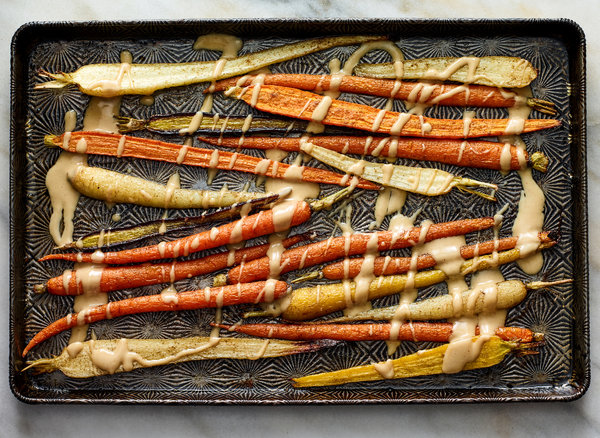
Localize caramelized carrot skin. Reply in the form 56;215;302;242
234;85;559;138
217;322;534;343
200;136;526;171
212;73;522;108
46;235;308;295
48;132;378;190
23;281;289;356
41;202;312;264
321;231;555;280
227;217;495;283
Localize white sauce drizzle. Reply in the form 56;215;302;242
69;263;108;346
87;51;133;96
441;206;507;373
500;86;545;274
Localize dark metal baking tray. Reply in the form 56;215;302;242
10;19;588;404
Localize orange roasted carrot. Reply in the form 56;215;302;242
321;231;557;280
199;135;548;172
214;322;535;343
23;281;289;356
38;234;310;296
229;85;560;139
40;201;312;264
210;73;548;110
227;217;495;283
44;132;379;190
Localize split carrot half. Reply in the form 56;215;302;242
22;280;289;356
44;132;379;190
37;234;310;296
210;73;556;114
199;135;549;172
214;322;538;343
227;217;495;283
319;231;557;280
229;85;560;138
40;201;312;264
292;336;526;387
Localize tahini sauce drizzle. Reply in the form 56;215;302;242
441;209;507;373
259;150;320;317
158;172;181;234
88;334;222;374
500;86;545;274
329;41;410;227
386;216;430;354
54;53;127;351
68;263;108;352
179;34;243;137
87;50;133;96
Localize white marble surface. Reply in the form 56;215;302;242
1;1;598;436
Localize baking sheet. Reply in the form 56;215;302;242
10;19;588;403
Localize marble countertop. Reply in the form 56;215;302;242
2;1;598;437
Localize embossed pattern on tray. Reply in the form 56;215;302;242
10;20;588;404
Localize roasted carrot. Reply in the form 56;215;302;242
269;257;564;322
22;280;289;356
116;113;333;135
40;187;353;264
318;231;557;280
57;193;281;251
229;85;560;138
210;73;556;114
227;217;495;284
34;35;383;96
44;132;379;190
69;165;270;209
302;143;497;199
24;337;338;378
292;337;529;387
37;234;310;295
40;201;312;264
326;279;571;323
354;56;538;88
214;322;537;343
199;136;549;172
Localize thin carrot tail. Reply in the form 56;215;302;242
527;98;557;116
454;177;498;201
513;341;545;357
114;116;147;133
290;271;323;284
525;279;572;290
35;70;74;89
211;323;233;331
308;186;355;212
21;357;57;374
243;310;272;318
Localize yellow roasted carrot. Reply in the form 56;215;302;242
70;165;270;208
249;247;546;321
35;35;384;96
292;336;517;387
24;336;336;378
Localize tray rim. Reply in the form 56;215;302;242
9;17;589;405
